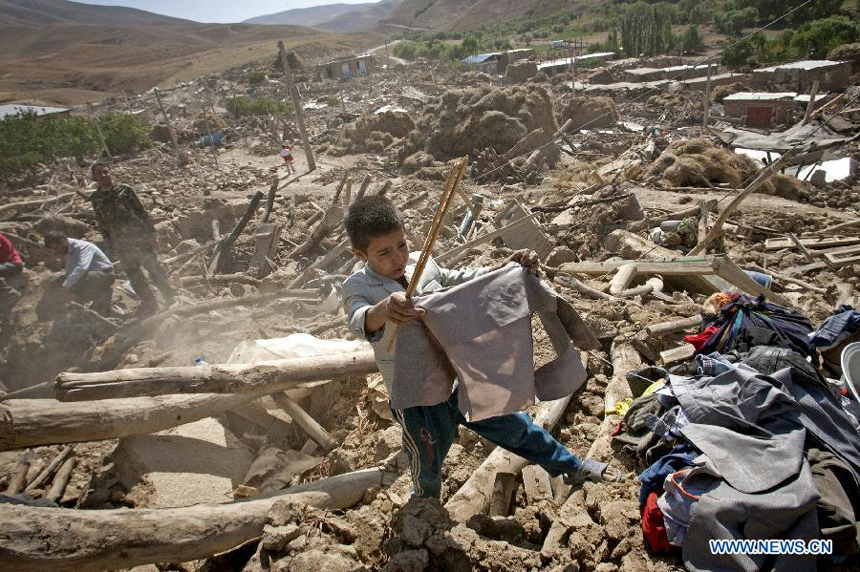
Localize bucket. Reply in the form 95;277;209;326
743;270;773;290
841;342;860;403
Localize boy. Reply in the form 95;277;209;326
342;196;621;499
280;140;294;175
90;161;174;314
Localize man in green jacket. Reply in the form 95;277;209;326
90;162;174;313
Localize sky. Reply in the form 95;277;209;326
75;0;375;23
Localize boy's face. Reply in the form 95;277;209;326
352;228;409;280
92;166;113;189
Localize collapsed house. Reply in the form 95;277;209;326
317;54;375;81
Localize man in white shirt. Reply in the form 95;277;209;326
45;231;115;316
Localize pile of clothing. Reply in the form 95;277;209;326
613;295;860;571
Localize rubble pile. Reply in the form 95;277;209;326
330;109;416;156
0;43;859;572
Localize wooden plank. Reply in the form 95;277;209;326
823;245;860;268
713;257;793;307
494;200;553;259
558;260;716;276
645;315;704;337
764;236;860;251
660;344;696;365
249;223;283;278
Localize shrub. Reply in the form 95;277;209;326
790;16;860;58
0;112;151;176
247;70;266;86
225;96;292;118
680;25;705;53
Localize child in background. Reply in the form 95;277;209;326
280;140;294;174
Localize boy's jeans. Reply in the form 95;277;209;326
391;386;583;499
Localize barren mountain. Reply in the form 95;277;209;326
380;0;590;31
0;0;190;26
246;0;402;33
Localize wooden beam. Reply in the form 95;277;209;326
269;392;336;450
660;344;696;365
802;80;820;125
0;466;390;572
56;351;377;401
278;41;315;171
645;315;703;337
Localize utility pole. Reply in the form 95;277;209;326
154;87;188;166
703;65;712;128
278;41;316;172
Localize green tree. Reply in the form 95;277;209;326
680;25;705;53
619;1;674;56
721;35;758;69
790;16;860;58
715;7;758;35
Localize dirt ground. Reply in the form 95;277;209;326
0;52;859;572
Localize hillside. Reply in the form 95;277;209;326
0;20;382;105
245;0;402;33
380;0;589;31
244;2;377;27
0;0;190;26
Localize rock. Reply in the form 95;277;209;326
280;547;362;572
374;425;403;461
34;215;91;240
401;514;432;547
561;97;618;129
810;170;827;190
381;549;429;572
546;247;577;268
261;523;300;552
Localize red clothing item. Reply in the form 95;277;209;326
0;233;23;266
642;491;673;554
684;325;720;351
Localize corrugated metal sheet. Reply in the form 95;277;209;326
0;104;69;120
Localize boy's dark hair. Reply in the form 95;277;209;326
91;160;109;174
44;231;68;247
345;196;404;251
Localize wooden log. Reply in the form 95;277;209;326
645;315;703;337
286;204;343;260
0;466;388;572
552;274;614;301
4;450;31;495
25;445;73;493
354;175;372;203
278;40;315;171
260;177;280;224
0;192;76;215
180;273;262;288
269;392;336;450
697;199;715;248
802;80;820;125
210;191;264;274
3;364;375;453
543;342;640;552
488;471;517;517
45;455;76;503
445;394;572;522
56;350;377;402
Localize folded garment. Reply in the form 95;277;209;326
638;442;699;507
811;305;860;352
391;265;599;421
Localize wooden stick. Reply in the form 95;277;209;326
802;80;820;125
645;315;703;337
269;392;336;450
260;176;280;224
0;466;391;572
387;157;467;352
209;191;264;274
25;445;74;492
45;455;77;503
4;450;31;495
278;41;315;171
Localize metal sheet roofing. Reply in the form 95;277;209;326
0;104;69;120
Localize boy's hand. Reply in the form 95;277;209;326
494;249;541;275
382;291;426;325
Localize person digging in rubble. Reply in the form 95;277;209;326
280;140;295;174
342;196;622;500
45;231;115;316
89;161;175;314
0;232;24;315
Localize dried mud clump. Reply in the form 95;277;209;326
643;138;811;200
505;60;538;82
712;82;747;103
398;85;560;165
331;110;416;156
561;96;618;129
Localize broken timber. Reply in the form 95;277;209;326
56;351;377;401
0;466;392;572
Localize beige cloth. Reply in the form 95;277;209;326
392;265;599;421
